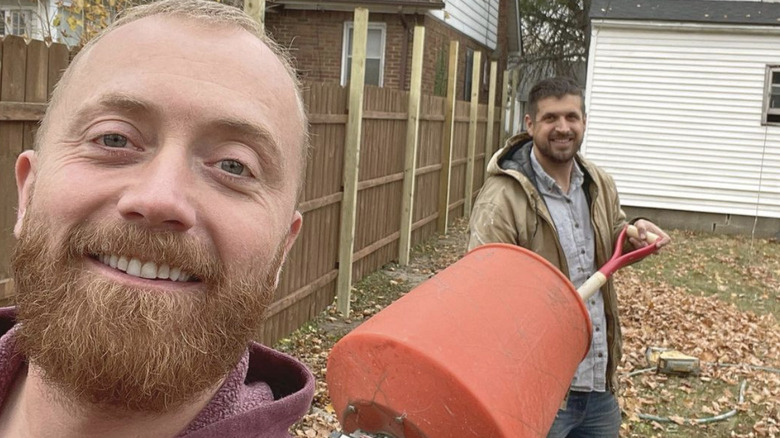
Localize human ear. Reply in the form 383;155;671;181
524;114;533;135
14;150;37;238
273;211;303;287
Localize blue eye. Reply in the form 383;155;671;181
220;159;246;176
102;134;128;148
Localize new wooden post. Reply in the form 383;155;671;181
244;0;266;32
399;25;425;266
464;51;481;218
336;8;369;316
436;41;459;234
484;60;498;182
499;71;510;146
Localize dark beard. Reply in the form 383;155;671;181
11;205;284;413
539;136;581;164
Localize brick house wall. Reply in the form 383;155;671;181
265;0;508;105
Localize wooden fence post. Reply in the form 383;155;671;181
399;25;425;266
484;60;498;182
336;7;368;316
499;71;510;146
464;51;481;218
508;69;518;138
244;0;266;32
436;40;458;234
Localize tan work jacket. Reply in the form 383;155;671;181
468;133;628;392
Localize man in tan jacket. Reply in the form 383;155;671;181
468;76;670;438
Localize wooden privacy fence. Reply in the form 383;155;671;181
0;36;70;303
260;81;501;343
0;35;503;345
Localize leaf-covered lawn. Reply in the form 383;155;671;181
279;220;779;438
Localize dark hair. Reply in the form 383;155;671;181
527;76;585;120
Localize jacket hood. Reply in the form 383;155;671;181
485;132;533;178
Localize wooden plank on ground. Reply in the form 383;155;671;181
436;40;458;234
464;50;481;218
398;25;425;266
336;7;368;316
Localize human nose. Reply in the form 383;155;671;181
117;150;196;232
554;117;570;133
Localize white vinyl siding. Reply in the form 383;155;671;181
429;0;499;50
584;21;780;219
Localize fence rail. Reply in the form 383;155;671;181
0;37;503;345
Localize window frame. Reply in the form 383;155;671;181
1;9;32;37
762;65;780;126
340;21;387;87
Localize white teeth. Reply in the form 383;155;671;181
117;256;129;271
126;258;142;277
96;254;191;282
158;264;170;280
140;261;157;279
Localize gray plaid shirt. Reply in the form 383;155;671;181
530;149;608;392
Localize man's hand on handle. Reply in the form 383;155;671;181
629;219;671;250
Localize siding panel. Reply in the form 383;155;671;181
428;0;499;49
584;23;780;218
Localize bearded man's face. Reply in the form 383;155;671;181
525;94;586;165
10;15;305;413
12;207;284;412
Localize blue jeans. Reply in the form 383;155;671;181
546;390;621;438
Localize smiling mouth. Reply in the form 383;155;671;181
91;254;198;282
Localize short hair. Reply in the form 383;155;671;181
527;76;585;120
37;0;309;186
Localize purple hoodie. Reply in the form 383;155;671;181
0;307;314;437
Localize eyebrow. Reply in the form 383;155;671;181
540;110;582;119
69;93;155;133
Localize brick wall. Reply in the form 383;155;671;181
265;4;508;105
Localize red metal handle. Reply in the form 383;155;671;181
578;225;660;300
598;226;660;278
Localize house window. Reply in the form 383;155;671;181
1;10;31;37
764;66;780;126
341;22;386;87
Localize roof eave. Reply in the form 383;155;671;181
270;0;445;14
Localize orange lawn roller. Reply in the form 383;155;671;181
326;225;659;438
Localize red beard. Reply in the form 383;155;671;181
12;204;284;413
